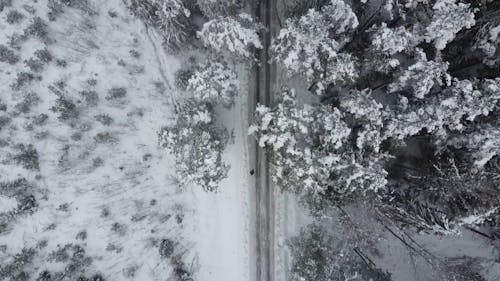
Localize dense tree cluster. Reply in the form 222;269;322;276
145;1;262;190
252;0;500;229
252;1;500;278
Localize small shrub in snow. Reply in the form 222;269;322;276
11;72;41;90
106;87;127;100
23;17;49;42
51;95;79;121
6;9;24;24
33;113;48;126
24;58;45;72
12;144;40;170
129;49;140;58
160;99;230;191
94;132;118;144
79;90;99;107
34;48;53;63
36;271;52;281
76;230;87;240
0;0;12;12
0;116;10;130
174;68;194;90
187;60;239;107
44;244;99;281
159;239;175;258
14;92;40;114
198;13;262;59
94;114;113;126
0;45;19;64
170;255;194;281
111;222;127;236
0;248;36;281
56;59;68;67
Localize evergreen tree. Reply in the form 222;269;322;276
126;0;193;50
196;0;241;19
187;60;240;108
264;0;500;231
270;0;359;94
198;13;262;59
289;223;391;281
160;99;230;191
249;89;387;211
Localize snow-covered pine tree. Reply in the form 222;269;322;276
187;60;240;108
249;89;387;212
160;99;230;191
266;0;500;230
198;13;262;60
126;0;192;50
270;0;359;94
382;149;500;233
289;223;392;281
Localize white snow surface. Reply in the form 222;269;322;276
0;1;252;280
183;65;253;281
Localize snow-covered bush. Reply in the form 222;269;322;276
12;144;39;171
0;0;12;12
0;248;36;280
0;178;38;234
249;89;387;209
50;93;79;121
0;44;19;64
187;60;239;107
23;17;49;43
11;72;41;90
160;99;230;191
126;0;192;50
198;13;262;59
159;239;175;258
271;0;358;94
6;9;24;24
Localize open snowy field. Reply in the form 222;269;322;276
0;1;253;280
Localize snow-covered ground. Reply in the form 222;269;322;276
0;1;253;280
183;65;254;281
